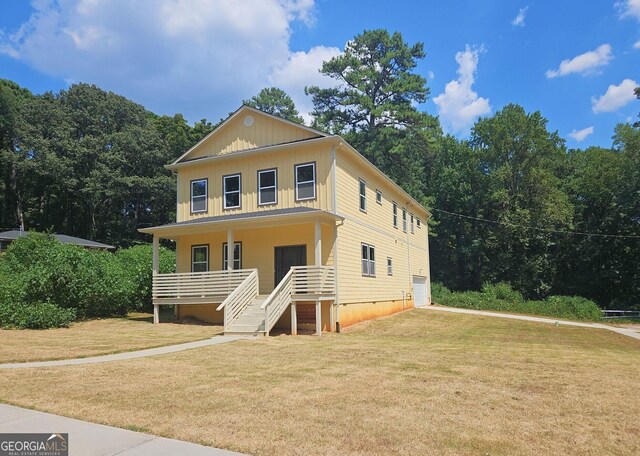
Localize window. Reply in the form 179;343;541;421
410;214;414;234
402;208;407;232
387;257;393;276
222;242;242;270
191;245;209;272
223;174;241;209
376;189;382;205
393;202;398;228
361;243;375;277
417;218;421;228
359;179;367;212
258;169;277;205
295;162;316;201
190;179;208;213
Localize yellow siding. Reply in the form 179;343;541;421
175;223;335;295
176;142;333;222
186;110;320;160
335;150;430;305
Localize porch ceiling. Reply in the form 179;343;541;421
139;207;343;239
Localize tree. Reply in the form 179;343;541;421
305;29;429;138
243;87;304;124
634;86;640;128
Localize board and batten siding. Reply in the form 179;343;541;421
176;142;333;222
185;110;320;161
335;149;429;305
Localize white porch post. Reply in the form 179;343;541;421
315;299;322;335
226;230;234;270
152;236;159;324
314;221;322;265
291;303;297;336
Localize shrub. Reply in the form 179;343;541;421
430;282;451;303
0;302;76;329
481;282;524;303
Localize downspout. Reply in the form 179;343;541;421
406;201;412;307
331;144;341;332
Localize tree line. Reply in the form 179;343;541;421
1;29;638;310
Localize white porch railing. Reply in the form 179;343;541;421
261;268;293;335
261;265;336;335
152;269;255;305
217;269;259;331
291;265;336;296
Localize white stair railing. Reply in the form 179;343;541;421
153;269;254;304
261;268;294;336
291;265;335;295
217;269;259;331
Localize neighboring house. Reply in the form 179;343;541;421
0;230;115;252
139;106;431;335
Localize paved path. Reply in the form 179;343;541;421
0;335;252;369
420;305;640;341
0;404;244;455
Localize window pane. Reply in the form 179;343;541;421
362;244;368;260
359;180;365;195
362;259;369;275
193;262;208;273
297;182;314;199
360;195;366;211
260;187;276;204
370;260;375;276
193;247;207;262
260;170;275;187
192;180;207;197
296;164;314;182
368;246;375;262
192;196;206;212
225;192;240;207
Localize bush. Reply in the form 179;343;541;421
430;282;451;302
0;302;76;329
0;233;175;329
435;281;603;321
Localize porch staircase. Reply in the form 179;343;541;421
225;295;269;336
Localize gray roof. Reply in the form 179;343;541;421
142;207;339;231
0;230;115;250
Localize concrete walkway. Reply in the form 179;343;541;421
0;404;244;455
0;335;252;369
420;305;640;341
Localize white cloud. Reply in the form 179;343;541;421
617;0;640;20
634;40;640;49
0;0;323;122
268;45;342;123
568;126;594;142
427;70;435;81
511;7;528;27
592;78;638;113
545;44;613;78
433;45;491;135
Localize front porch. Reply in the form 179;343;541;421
143;208;342;335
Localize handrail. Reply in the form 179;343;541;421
290;265;335;295
217;269;259;331
153;269;253;301
261;268;294;335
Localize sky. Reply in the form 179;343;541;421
0;0;638;148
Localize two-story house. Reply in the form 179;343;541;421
140;105;431;335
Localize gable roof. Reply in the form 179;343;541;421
0;230;115;250
173;105;328;164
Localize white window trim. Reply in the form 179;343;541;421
376;189;383;205
359;178;367;213
393;202;398;229
223;174;241;209
361;243;376;277
402;208;407;233
191;245;209;272
222;242;242;270
190;178;208;214
387;257;393;276
258;168;277;206
410;213;414;234
295;162;316;201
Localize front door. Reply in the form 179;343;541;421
275;245;307;286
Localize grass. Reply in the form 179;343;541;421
0;309;639;454
0;311;222;363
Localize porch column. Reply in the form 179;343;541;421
226;230;234;270
314;221;322;265
315;299;321;336
291;303;297;336
152;235;159;324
